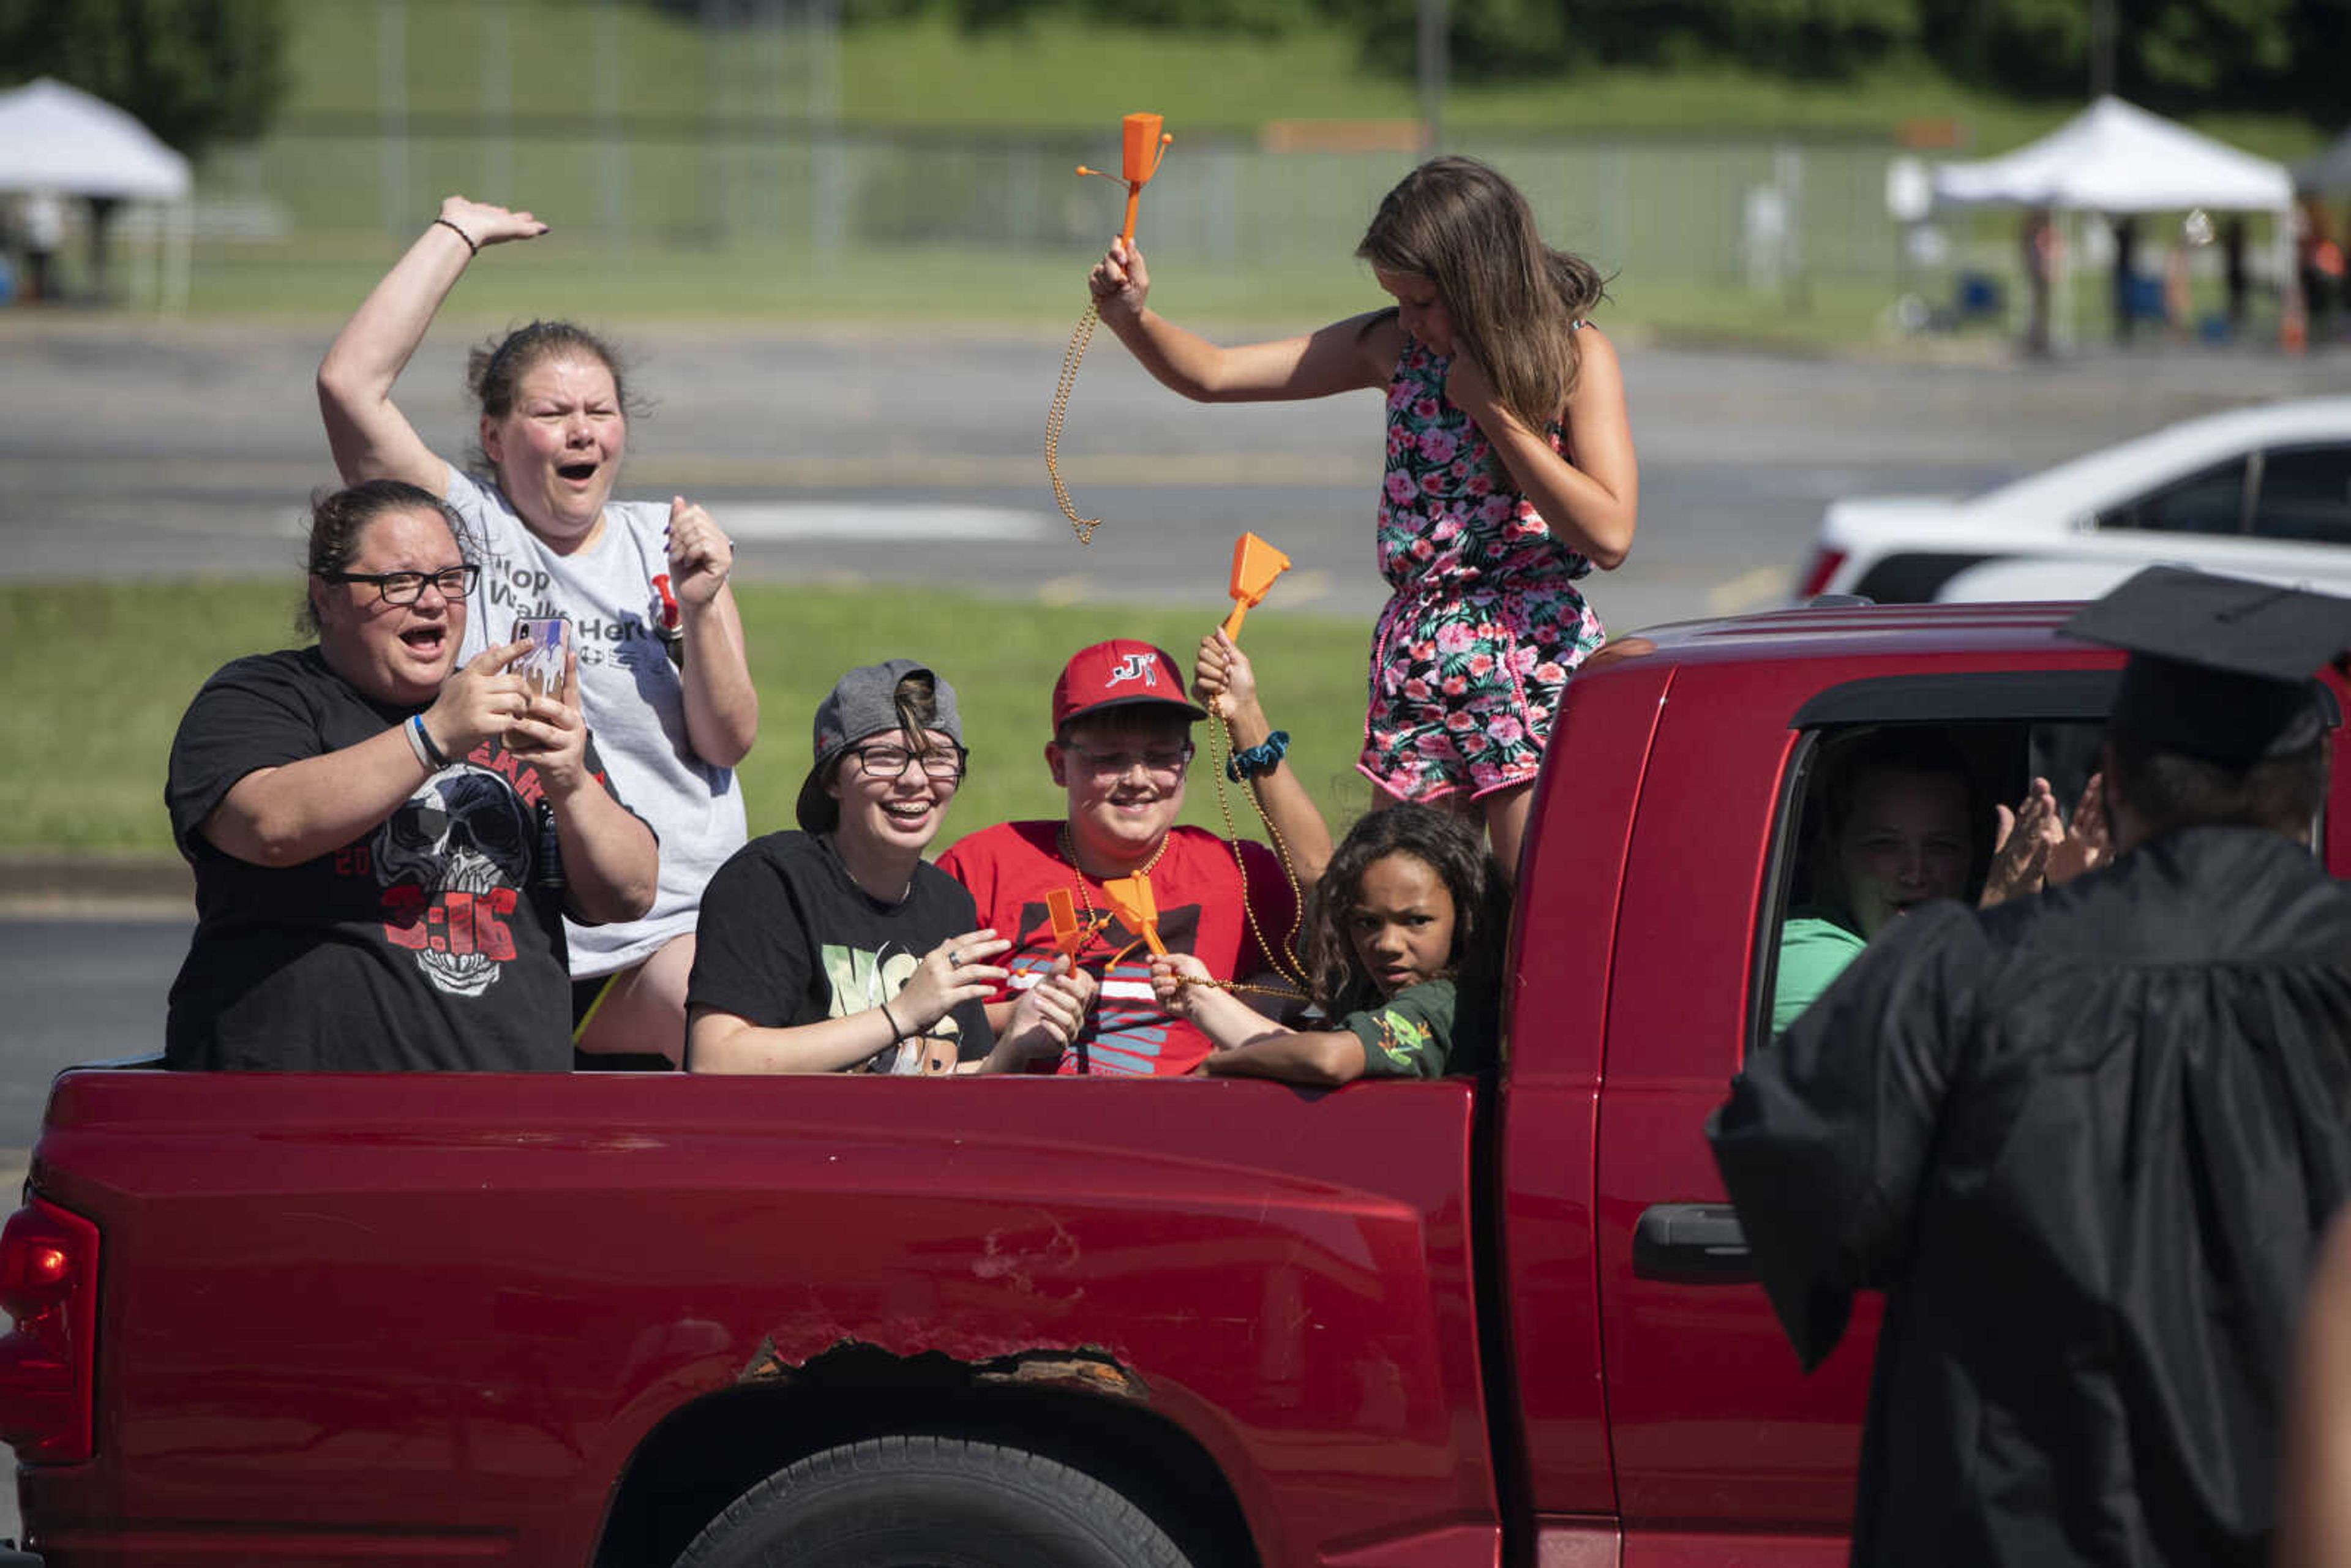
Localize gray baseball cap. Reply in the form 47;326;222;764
795;658;964;833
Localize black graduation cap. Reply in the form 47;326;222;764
2063;566;2351;766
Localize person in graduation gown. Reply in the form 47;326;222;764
1709;566;2351;1568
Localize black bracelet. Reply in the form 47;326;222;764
879;999;905;1045
408;713;451;769
1226;729;1291;782
432;216;479;257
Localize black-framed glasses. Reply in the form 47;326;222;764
318;565;479;606
850;741;969;782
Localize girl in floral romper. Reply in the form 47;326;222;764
1090;156;1638;873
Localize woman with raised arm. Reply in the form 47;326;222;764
317;196;757;1065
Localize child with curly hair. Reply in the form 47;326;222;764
1149;804;1509;1084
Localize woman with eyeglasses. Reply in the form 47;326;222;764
163;481;658;1071
686;661;1097;1075
318;195;757;1065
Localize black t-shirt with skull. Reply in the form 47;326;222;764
165;647;622;1071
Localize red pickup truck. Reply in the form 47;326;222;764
7;602;2349;1568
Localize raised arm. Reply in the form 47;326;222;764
201;640;531;868
1194;629;1332;888
317;196;549;492
1445;325;1638;571
1090;238;1392;403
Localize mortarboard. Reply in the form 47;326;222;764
2063;566;2351;767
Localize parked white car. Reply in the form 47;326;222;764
1798;397;2351;604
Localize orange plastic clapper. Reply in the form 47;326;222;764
1219;531;1292;639
1045;887;1084;959
1074;114;1173;244
1119;113;1166;242
1100;873;1168;957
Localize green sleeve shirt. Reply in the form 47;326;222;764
1344;978;1495;1079
1771;910;1869;1037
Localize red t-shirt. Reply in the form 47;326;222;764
936;821;1302;1076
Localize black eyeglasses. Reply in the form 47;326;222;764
850;741;969;782
317;565;480;606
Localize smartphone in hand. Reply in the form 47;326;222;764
512;616;571;701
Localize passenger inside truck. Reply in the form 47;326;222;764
1763;721;2109;1038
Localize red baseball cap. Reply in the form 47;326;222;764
1051;639;1208;733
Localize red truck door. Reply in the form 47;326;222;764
1588;657;2129;1566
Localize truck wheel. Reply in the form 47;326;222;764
673;1434;1198;1568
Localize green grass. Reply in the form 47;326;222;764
179;238;1911;342
178;240;1379;328
0;580;1378;855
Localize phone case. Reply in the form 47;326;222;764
513;617;569;700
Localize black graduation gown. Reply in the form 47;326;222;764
1709;826;2351;1568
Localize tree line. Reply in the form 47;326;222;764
835;0;2351;127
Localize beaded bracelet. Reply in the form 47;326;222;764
1226;729;1291;783
432;216;479;257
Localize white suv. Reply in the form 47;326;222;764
1798;397;2351;604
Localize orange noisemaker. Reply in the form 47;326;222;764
1100;872;1168;958
1044;887;1084;960
1220;531;1292;639
1076;113;1172;244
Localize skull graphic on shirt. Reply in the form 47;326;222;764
372;765;533;997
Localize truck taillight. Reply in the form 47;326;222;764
1796;547;1847;601
0;1197;99;1463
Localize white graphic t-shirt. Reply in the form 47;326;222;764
446;468;748;977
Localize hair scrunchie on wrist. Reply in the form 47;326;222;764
1226;729;1291;783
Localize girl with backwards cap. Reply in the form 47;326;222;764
687;661;1094;1075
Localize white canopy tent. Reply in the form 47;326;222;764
1931;96;2297;350
0;77;193;311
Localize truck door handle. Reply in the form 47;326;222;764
1632;1202;1753;1284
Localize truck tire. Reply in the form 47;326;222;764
672;1434;1199;1568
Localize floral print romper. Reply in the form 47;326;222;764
1361;336;1608;800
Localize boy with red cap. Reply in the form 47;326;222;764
938;636;1330;1076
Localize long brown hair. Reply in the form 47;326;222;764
1356;156;1607;433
